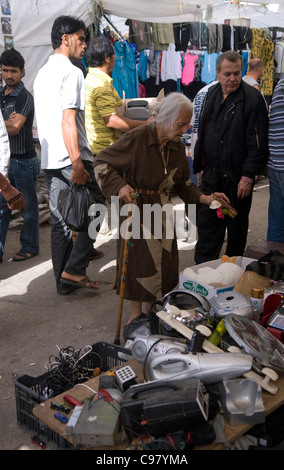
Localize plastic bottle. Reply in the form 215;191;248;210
251;287;265;322
208;319;226;346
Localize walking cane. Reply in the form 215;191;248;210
114;198;136;345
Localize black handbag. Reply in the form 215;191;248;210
57;184;95;232
246;250;284;281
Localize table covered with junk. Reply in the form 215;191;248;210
16;257;284;451
31;352;284;451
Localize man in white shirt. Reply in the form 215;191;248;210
242;58;266;106
34;16;105;295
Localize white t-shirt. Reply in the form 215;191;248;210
34;54;93;169
242;75;267;108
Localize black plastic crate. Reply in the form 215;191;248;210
14;342;132;449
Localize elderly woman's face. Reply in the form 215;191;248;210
168;108;192;142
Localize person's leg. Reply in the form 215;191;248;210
195;204;226;263
61;160;102;285
267;167;284;243
123;300;151;342
10;157;40;259
225;189;252;257
0;193;11;262
194;168;227;264
127;300;143;324
44;168;74;290
61;228;96;285
126;301;155;324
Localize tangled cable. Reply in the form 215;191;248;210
41;345;103;398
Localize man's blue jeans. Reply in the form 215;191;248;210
267;167;284;243
0;156;40;261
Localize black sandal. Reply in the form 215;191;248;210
13;250;38;261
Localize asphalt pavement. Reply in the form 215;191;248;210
0;176;270;450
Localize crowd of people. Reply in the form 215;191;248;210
0;14;282;336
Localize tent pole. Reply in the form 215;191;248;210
103;13;125;40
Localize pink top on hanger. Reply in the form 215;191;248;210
182;52;198;86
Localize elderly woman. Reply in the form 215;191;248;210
94;92;227;337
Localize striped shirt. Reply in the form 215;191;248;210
0;108;10;177
0;81;36;158
268;75;284;171
85;68;122;154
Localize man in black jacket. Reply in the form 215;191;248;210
193;50;269;264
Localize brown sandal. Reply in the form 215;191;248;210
60;276;99;290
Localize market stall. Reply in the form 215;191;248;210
2;0;284;452
1;0;284;96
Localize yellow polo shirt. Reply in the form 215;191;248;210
85;68;122;154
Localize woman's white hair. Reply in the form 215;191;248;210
153;92;193;129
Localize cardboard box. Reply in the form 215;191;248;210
179;257;256;300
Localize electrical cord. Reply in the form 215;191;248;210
41;345;103;397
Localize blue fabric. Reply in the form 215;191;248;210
201;52;219;84
242;51;249;76
267;167;284;243
0;156;40;261
137;50;148;83
112;41;139;99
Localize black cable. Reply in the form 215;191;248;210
42;346;103;397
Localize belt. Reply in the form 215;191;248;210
132;188;169;197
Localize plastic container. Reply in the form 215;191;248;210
251;287;265;322
208;319;226;346
14;342;132;448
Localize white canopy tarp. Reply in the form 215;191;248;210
1;0;284;93
0;0;93;92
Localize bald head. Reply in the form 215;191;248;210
248;58;263;72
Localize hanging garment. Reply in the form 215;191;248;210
250;28;274;96
274;41;284;76
137;50;149;83
181;80;207;100
222;24;231;52
112;41;139;99
216;24;223;53
148;44;158;77
174;23;191;52
161;43;182;82
201;52;219;85
181;51;198;86
194;54;203;81
233;26;252;51
126;19;152;51
207;24;217;53
189;22;200;48
200;22;208;48
152;23;175;51
242;51;249;77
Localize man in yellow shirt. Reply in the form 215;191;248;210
85;36;150;155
